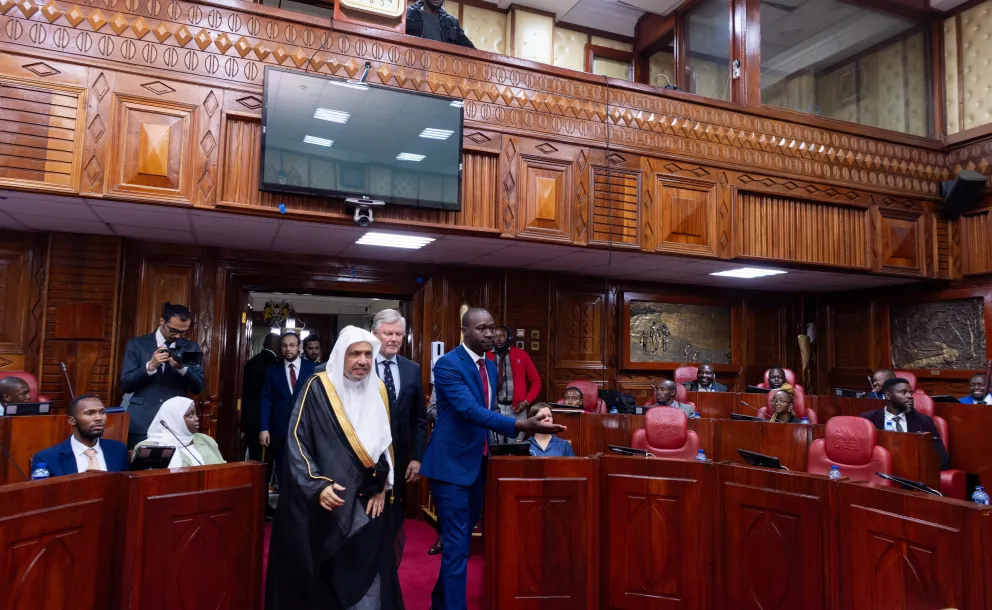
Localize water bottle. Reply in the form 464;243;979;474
30;461;50;481
972;486;991;505
609;407;618;414
828;465;842;480
799;417;810;424
884;420;894;431
695;448;707;462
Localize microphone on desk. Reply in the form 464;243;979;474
739;400;762;415
159;419;203;466
0;442;29;481
61;362;75;400
866;376;876;398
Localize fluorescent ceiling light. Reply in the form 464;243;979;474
327;80;368;91
450;100;464;108
303;135;333;147
710;267;788;279
356;232;436;249
419;128;454;140
396;152;425;162
314;108;350;123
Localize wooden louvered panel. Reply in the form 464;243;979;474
934;217;951;279
591;167;638;246
960;210;992;275
0;80;83;190
736;192;870;269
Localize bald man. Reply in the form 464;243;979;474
0;376;31;407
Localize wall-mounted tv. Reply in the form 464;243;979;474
260;66;463;211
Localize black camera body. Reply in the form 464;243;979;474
166;345;202;367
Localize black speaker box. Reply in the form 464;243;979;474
940;170;986;218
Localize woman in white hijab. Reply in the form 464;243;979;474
135;397;225;468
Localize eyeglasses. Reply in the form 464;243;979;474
164;324;187;336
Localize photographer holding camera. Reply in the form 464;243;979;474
120;302;204;448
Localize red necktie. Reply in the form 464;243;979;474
289;363;297;391
478;358;489;456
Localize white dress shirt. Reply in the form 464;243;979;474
285;356;302;392
461;344;490;409
883;409;906;432
376;355;402;397
146;328;188;376
70;435;107;473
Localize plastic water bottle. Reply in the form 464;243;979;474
972;486;991;505
799;417;810;424
884;420;894;431
609;406;618;414
828;465;842;480
30;461;50;481
695;448;707;462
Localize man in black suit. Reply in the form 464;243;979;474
861;377;950;470
241;333;281;461
371;309;428;524
302;334;323;364
684;363;727;392
259;332;315;487
120;302;204;448
867;369;896;399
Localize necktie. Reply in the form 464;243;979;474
289;363;297;392
381;360;397;407
893;416;904;432
83;448;99;471
478;358;489;456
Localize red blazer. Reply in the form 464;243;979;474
488;347;542;410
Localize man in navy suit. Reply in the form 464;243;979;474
861;377;950;470
259;332;315;487
120;302;204;448
421;308;564;610
371;309;428;514
32;395;129;476
684;363;728;392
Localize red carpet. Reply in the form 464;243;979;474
262;519;483;610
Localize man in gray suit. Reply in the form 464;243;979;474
120;302;204;448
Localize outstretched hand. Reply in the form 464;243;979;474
319;482;347;511
515;410;566;435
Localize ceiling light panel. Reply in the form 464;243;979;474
356;232;436;249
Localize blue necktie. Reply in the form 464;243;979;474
381;360;397;407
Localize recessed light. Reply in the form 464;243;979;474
303;135;333;147
396;152;425;162
419;128;454;140
356;231;435;249
313;108;350;123
450;100;464;108
710;267;788;279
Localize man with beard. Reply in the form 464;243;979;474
303;335;324;365
260;332;315;488
861;377;950;470
266;326;403;610
405;0;474;48
490;325;541;442
32;395;130;476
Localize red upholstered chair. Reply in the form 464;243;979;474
756;368;805;394
631;408;700;459
674;367;698;384
912;393;966;499
894;370;918;390
0;371;50;402
757;389;818;423
562;380;606;414
807;416;892;485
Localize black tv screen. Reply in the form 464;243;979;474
260;67;463;210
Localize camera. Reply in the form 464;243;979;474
346;197;385;227
166;346;202;367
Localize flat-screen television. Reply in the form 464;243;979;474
260;66;463;210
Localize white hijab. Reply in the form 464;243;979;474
327;326;394;488
146;397;204;468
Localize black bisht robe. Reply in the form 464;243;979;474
265;372;405;610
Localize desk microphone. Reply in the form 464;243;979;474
866;376;875;397
159;419;203;466
61;362;75;400
739;400;762;415
0;442;29;481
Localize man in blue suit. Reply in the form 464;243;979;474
32;395;129;476
421;308;564;610
259;332;315;487
120;302;204;448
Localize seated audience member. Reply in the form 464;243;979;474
861;377;950;470
561;386;584;408
648;379;696;418
767;385;800;423
960;373;991;404
406;0;474;48
868;369;896;399
32;395;129;476
0;376;31;407
135;397;225;467
766;367;787;390
526;404;574;457
685;364;727;392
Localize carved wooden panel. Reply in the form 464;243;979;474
517;155;572;242
0;76;85;192
108;95;194;203
890;298;987;370
0;245;29;355
554;291;603;368
746;302;787;376
590;165;639;247
655;175;717;256
136;263;194;334
959;210;992;276
736;192;870;269
875;209;925;276
828;302;875;371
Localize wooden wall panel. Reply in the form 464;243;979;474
0;76;85;192
656;176;718;256
135;263;194;335
517;146;573;242
589;165;639;247
875;208;926;276
960;210;992;275
503;270;550;402
736;193;870;269
40;235;122;408
0;232;44;374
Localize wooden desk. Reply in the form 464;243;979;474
686;390;736;419
810;395;883;420
715;419;813;471
811;425;941;489
0;413;129;484
935;401;992;489
114;462;266;610
0;472;119;609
